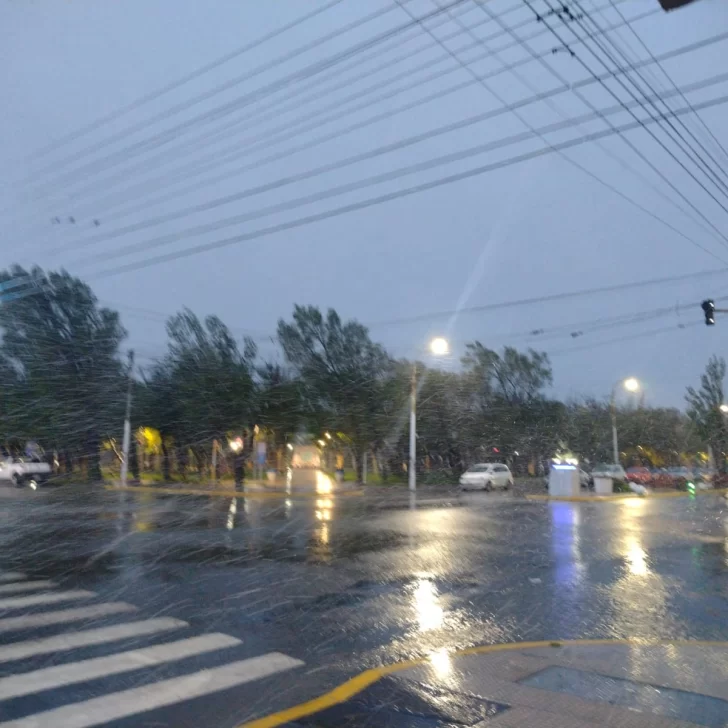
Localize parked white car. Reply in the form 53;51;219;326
460;463;513;491
0;457;51;488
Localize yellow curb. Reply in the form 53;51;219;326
526;493;638;502
526;488;728;502
649;487;728;498
240;638;728;728
104;484;364;499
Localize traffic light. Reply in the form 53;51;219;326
658;0;701;10
702;299;716;326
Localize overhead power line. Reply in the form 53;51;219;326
469;0;728;250
520;0;728;262
77;5;712;234
567;0;728;199
31;0;470;189
101;272;727;349
83;86;728;281
29;0;348;158
50;0;651;215
67;81;728;270
530;0;728;223
605;0;728;167
406;0;728;264
55;0;523;206
369;267;728;327
548;321;701;357
64;68;728;259
30;0;405;175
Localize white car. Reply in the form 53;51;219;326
0;457;51;488
460;463;513;491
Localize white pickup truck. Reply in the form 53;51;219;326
0;457;51;488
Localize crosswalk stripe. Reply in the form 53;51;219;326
0;652;304;728
0;617;188;663
0;633;241;700
0;580;55;595
0;603;136;633
0;574;26;584
0;591;94;610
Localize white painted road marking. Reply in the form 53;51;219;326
0;590;94;610
0;602;136;633
0;633;241;700
0;652;304;728
0;617;188;663
0;574;26;584
0;580;55;595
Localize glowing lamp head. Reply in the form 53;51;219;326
429;337;449;356
623;377;640;393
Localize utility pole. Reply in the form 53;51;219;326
611;401;619;466
212;439;218;482
409;363;417;492
120;350;135;487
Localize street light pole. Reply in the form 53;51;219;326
716;404;728;473
409;337;449;493
610;391;619;465
611;377;640;466
120;349;135;487
409;363;417;492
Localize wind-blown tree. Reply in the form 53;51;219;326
145;309;257;477
561;398;612;464
256;363;304;445
461;342;553;462
277;305;393;480
137;366;180;481
412;367;468;475
617;407;699;466
686;355;728;469
0;266;127;480
462;343;553;405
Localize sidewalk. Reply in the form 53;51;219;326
269;641;728;727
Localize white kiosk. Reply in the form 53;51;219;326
548;463;580;497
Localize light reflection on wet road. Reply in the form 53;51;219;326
0;480;727;726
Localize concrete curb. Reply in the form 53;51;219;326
240;639;728;728
104;484;364;499
526;487;727;502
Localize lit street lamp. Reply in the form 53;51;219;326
409;337;450;492
429;337;449;356
611;377;640;465
720;404;728;414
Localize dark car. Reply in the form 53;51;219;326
626;467;652;485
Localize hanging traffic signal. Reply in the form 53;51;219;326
658;0;701;10
702;299;716;326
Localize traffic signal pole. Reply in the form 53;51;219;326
120;350;135;487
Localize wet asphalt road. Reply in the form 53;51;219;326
0;479;727;727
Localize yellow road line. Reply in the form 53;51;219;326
241;638;728;728
104;485;364;499
526;488;728;502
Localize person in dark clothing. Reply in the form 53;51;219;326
234;452;245;489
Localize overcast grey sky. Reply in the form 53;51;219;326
2;0;728;408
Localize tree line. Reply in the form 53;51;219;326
0;265;723;482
